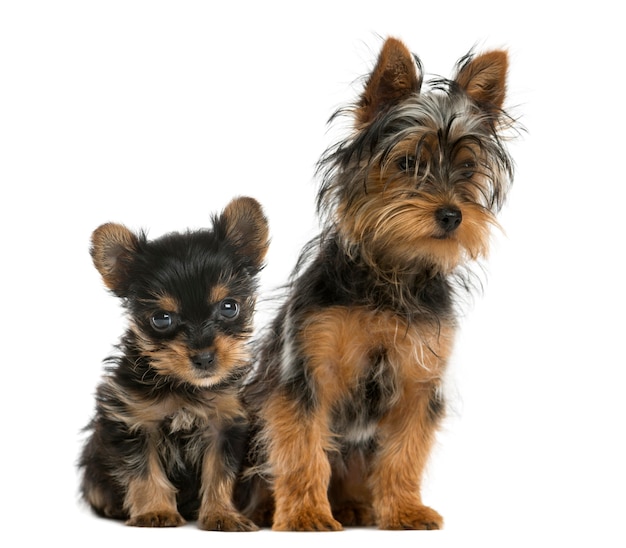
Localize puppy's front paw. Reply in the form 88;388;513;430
126;510;185;527
198;510;259;532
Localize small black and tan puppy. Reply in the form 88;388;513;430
79;196;268;531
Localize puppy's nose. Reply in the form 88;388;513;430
191;351;215;371
435;207;462;233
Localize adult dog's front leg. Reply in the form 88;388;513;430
264;393;341;531
370;383;444;530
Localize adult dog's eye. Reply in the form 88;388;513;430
460;161;477;179
399;155;427;177
398;155;417;172
219;298;240;319
150;311;176;332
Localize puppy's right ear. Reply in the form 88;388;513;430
218;196;269;272
90;223;140;297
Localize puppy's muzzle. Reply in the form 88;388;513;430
191;351;216;371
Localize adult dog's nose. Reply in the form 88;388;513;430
435;207;462;233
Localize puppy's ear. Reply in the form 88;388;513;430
455;50;508;113
90;223;140;296
217;196;269;270
356;37;422;127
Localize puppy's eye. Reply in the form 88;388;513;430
150;311;175;332
219;298;239;319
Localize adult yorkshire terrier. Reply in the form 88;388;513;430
79;197;268;531
240;37;515;531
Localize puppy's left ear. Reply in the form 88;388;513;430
91;223;141;297
455;50;508;113
217;196;269;270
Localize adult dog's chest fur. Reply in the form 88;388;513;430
276;239;458;442
297;305;455;442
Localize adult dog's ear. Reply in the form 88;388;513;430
455;50;508;113
356;37;422;127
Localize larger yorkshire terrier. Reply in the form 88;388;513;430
241;38;515;530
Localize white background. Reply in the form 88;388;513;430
2;1;624;546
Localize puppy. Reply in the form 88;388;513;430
79;197;268;531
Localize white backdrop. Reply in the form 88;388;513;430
2;1;624;546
